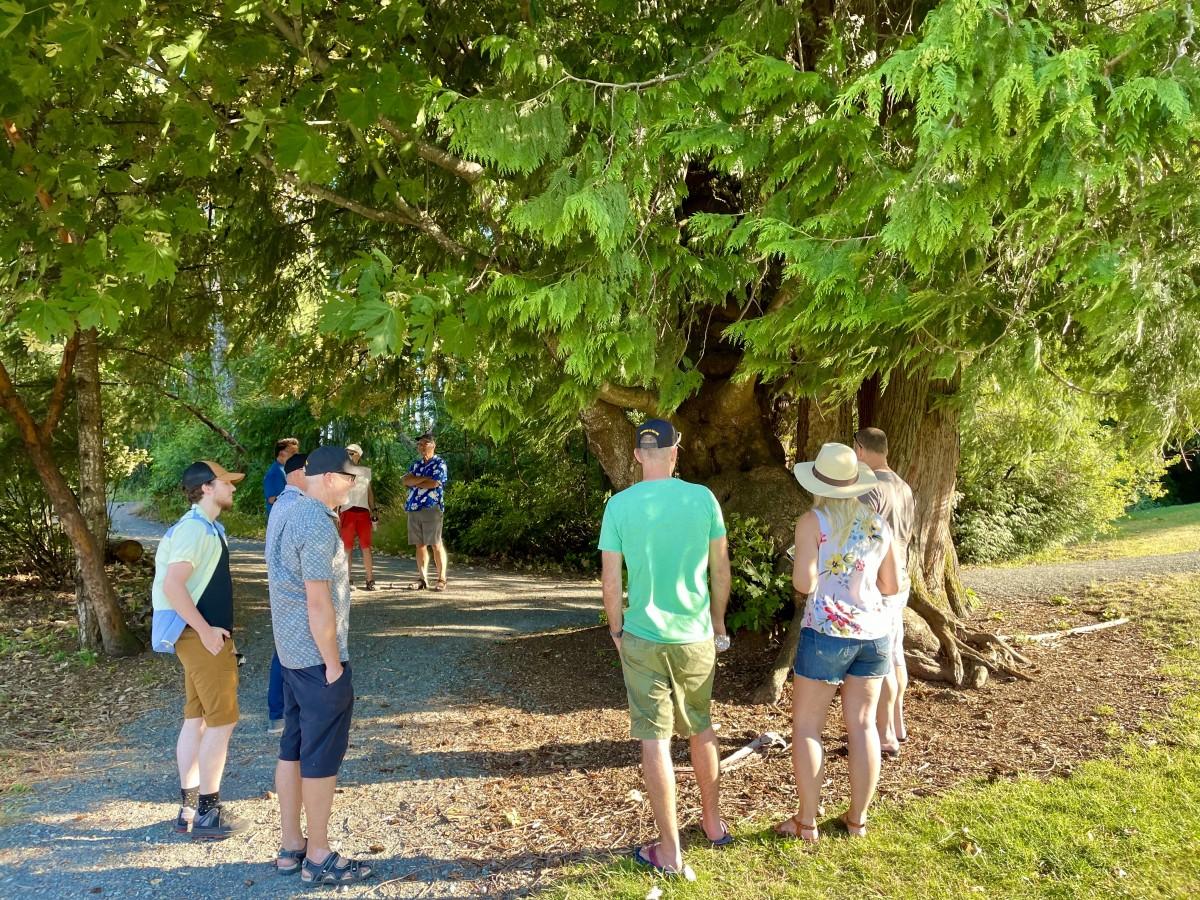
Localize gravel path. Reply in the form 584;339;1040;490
0;506;598;898
963;550;1200;603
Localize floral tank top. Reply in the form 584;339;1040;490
801;508;894;640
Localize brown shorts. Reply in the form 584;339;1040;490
175;627;240;726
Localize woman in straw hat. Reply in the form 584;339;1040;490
774;442;901;842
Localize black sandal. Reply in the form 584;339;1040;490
301;852;373;885
275;842;306;876
405;578;428;591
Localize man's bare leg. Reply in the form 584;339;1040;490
300;775;338;864
640;738;681;869
362;546;374;582
415;545;429;584
276;759;305;853
894;662;909;741
841;675;884;834
177;717;204;790
877;668;900;752
433;542;448;583
688;727;724;840
197;722;235;794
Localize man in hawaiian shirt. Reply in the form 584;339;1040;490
402;432;448;592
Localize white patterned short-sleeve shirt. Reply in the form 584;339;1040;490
266;491;351;669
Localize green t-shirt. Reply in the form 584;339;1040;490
598;478;727;644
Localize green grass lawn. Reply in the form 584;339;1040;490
989;503;1200;567
548;574;1200;899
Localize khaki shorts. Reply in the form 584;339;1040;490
407;508;444;546
175;627;239;726
620;633;715;740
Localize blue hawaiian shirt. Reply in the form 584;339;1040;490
405;455;448;511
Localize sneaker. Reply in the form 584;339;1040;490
267;719;284;735
191;804;248;841
173;807;194;834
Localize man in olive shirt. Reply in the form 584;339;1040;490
598;419;732;876
855;427;916;755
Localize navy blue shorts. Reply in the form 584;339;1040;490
279;662;354;778
794;628;891;684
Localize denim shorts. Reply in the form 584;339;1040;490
279;662;354;778
794;628;891;684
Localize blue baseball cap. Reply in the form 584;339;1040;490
636;419;681;449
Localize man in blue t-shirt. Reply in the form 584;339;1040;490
402;432;449;591
263;437;299;517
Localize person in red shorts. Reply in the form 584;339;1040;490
338;443;378;590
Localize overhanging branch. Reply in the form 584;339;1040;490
597;382;661;416
262;2;485;187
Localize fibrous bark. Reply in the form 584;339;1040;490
0;340;141;657
75;328;107;651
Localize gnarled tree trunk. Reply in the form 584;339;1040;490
748;392;853;703
874;364;1028;686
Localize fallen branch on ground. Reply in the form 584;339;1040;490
1007;618;1131;643
676;731;789;777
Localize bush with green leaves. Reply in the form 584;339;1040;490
954;380;1165;564
725;515;793;635
391;453;606;569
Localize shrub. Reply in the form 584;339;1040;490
954;381;1165;563
377;461;605;570
725;515;793;634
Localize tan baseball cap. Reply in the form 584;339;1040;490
182;460;245;489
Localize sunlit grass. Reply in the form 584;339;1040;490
548;575;1200;899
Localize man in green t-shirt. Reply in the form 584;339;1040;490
598;418;733;877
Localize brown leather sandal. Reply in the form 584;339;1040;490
841;814;867;837
773;814;819;843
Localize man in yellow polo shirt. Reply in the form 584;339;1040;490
151;460;248;840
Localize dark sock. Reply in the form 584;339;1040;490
197;792;220;815
180;786;199;809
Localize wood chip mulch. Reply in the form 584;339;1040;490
0;561;173;789
386;581;1175;892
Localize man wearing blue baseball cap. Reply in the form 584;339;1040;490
598;419;733;877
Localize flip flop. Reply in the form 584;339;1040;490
632;843;686;876
881;745;901;759
706;820;734;847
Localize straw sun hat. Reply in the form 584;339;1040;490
793;442;879;499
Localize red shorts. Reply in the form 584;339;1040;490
339;507;372;551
